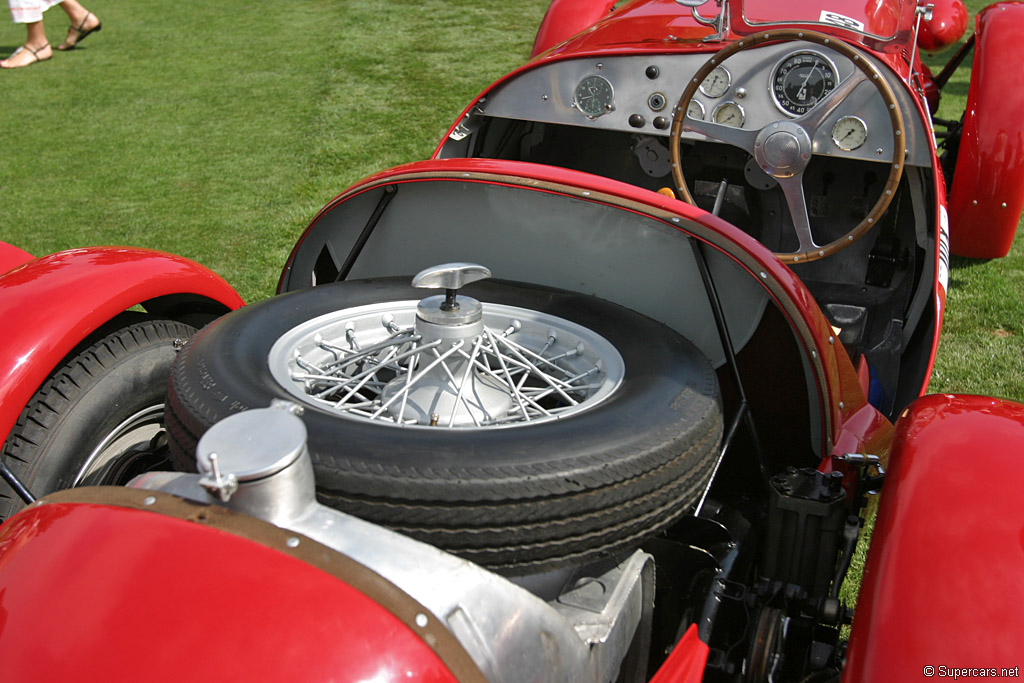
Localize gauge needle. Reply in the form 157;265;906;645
796;65;819;102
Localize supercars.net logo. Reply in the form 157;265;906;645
923;666;1021;679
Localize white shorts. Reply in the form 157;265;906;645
9;0;62;24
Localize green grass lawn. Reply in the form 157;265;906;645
0;0;552;299
3;1;1016;402
2;0;1020;404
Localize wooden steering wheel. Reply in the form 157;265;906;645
669;30;906;264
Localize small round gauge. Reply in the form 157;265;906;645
832;115;868;151
699;65;731;98
712;101;745;127
574;75;615;118
771;51;838;116
686;99;706;120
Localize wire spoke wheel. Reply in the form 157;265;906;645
73;404;169;487
269;302;624;429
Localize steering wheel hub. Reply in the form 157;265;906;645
755;123;812;178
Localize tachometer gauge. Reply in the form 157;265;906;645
686;99;706;120
771;51;838;116
699;65;731;98
712;101;745;127
574;75;615;119
832;116;868;151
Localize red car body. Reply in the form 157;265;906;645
1;1;1023;681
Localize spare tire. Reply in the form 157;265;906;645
165;277;721;573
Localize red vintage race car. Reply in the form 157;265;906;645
1;1;1023;681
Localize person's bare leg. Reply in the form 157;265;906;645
56;0;100;51
0;22;52;68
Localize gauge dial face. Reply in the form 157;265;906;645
700;66;731;98
771;51;838;116
832;116;868;151
574;75;615;118
687;99;706;120
712;101;745;127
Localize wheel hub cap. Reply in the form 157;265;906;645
267;264;624;430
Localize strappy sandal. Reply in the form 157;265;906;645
57;11;102;51
0;44;52;69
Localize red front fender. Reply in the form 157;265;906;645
844;394;1024;681
947;2;1024;259
531;0;618;57
0;242;34;275
0;247;244;446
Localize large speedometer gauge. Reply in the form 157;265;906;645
771;51;838;116
574;75;615;119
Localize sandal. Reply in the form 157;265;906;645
57;11;102;51
0;44;52;69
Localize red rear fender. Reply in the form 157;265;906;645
0;489;475;682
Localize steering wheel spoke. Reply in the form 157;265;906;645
776;174;820;256
795;69;869;134
683;116;758;151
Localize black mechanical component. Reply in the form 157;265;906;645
761;467;848;597
0;458;34;504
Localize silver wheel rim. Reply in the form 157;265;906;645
268;300;624;429
73;404;165;486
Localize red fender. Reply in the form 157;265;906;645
0;242;34;275
947;3;1024;259
0;247;244;446
531;0;618;57
917;0;967;52
0;494;471;682
844;394;1024;681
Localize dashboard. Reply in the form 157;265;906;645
467;42;929;168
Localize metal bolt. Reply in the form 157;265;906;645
286;537;300;548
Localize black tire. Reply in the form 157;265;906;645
166;278;722;573
0;319;197;521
